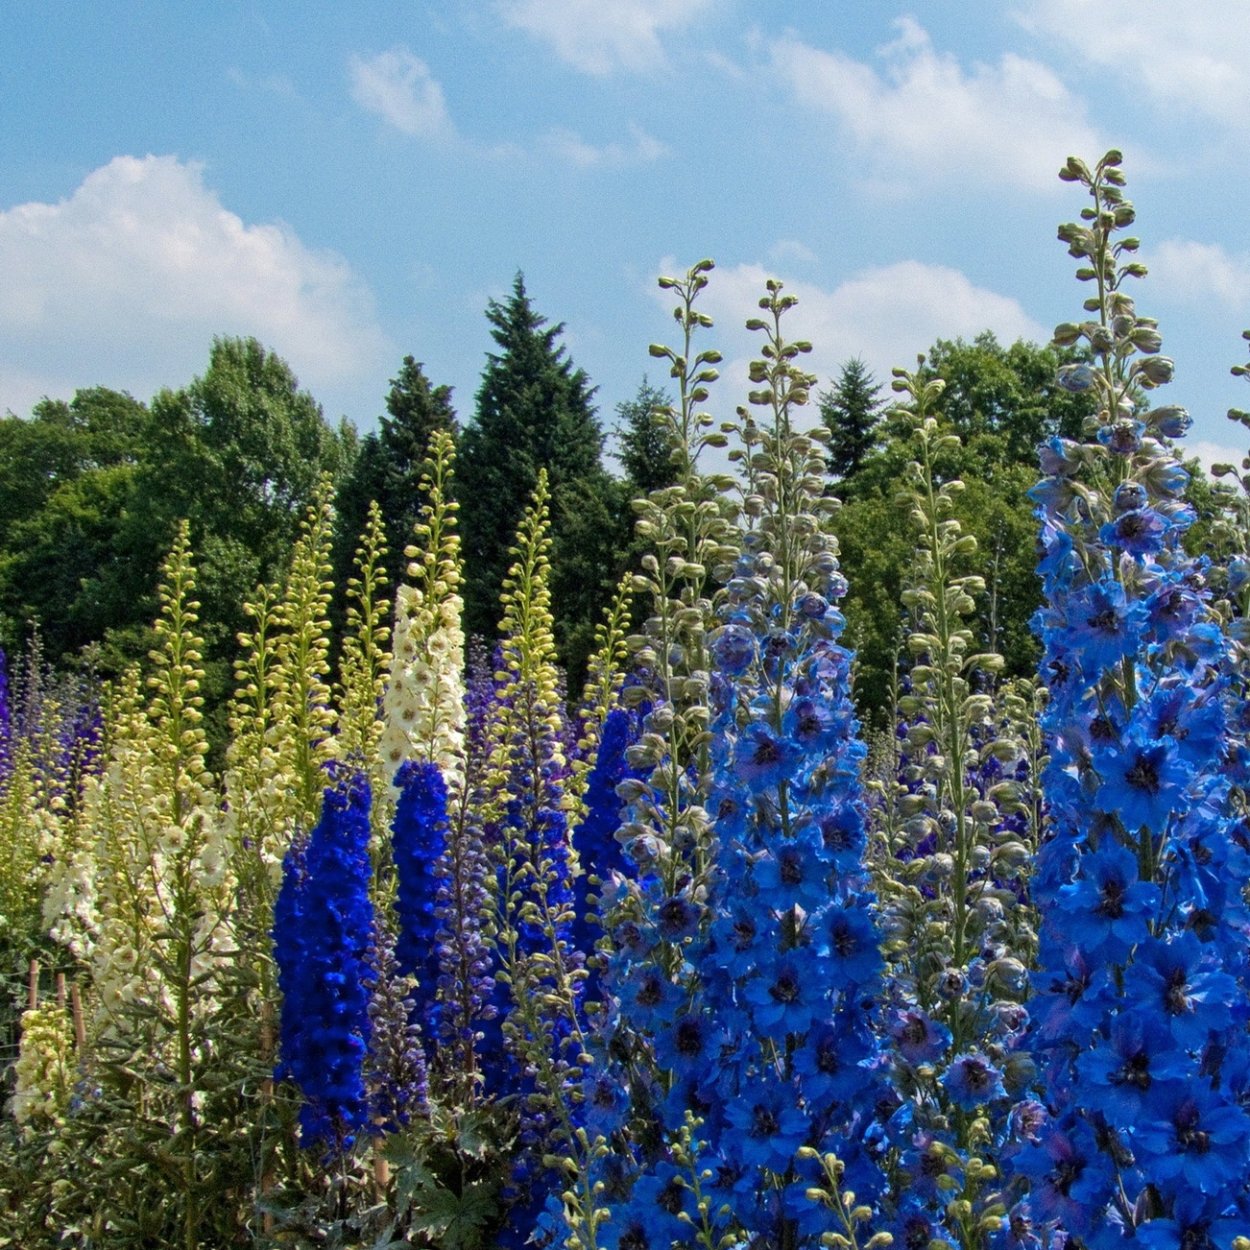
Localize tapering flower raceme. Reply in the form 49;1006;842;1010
365;916;429;1131
0;646;12;786
473;472;602;1247
12;1001;75;1131
273;770;375;1149
866;371;1043;1250
598;280;888;1250
570;703;647;976
391;758;450;1031
380;430;466;794
1019;151;1250;1242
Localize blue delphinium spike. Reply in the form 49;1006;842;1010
273;770;375;1149
1018;151;1250;1243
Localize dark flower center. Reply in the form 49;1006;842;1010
620;1220;651;1250
770;972;800;1004
816;1040;841;1075
675;1019;704;1057
752;738;781;766
961;1060;992;1091
903;1215;932;1250
900;1017;927;1046
1087;608;1120;635
1051;1158;1082;1196
830;922;859;958
1175;1105;1209;1155
656;1178;685;1216
637;975;664;1007
1125;754;1159;794
750;1105;780;1139
1165;969;1191;1017
732;915;758;950
1096;877;1125;919
779;850;803;886
1111;1051;1151;1091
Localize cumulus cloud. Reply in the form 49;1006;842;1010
769;18;1105;192
1187;440;1248;479
0;155;391;417
497;0;712;75
348;47;453;138
543;122;669;167
1148;239;1250;308
653;258;1046;413
1016;1;1250;128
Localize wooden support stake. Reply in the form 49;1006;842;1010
27;960;39;1011
70;984;87;1050
56;972;67;1010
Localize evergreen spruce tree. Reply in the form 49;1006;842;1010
819;356;884;482
458;274;619;675
333;356;458;593
612;378;676;497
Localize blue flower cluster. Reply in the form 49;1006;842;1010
571;703;648;989
596;531;885;1248
273;770;376;1149
1020;152;1250;1244
391;759;449;1031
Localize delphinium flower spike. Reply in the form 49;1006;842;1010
583;261;741;1249
336;499;391;809
480;471;602;1247
1018;150;1250;1246
600;278;887;1250
870;368;1039;1250
273;769;375;1150
380;429;466;796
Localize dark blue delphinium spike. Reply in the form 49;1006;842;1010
273;770;375;1149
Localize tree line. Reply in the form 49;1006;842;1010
7;272;1220;736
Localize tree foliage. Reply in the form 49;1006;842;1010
333;356;459;596
819;356;884;481
0;339;352;747
458;274;623;676
834;334;1098;724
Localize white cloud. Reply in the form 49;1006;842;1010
1016;2;1250;128
653;258;1046;411
1148;239;1250;308
770;18;1105;191
543;123;669;167
1187;439;1248;479
769;239;819;266
497;0;712;75
0;155;391;417
348;47;453;138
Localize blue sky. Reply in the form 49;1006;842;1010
3;2;1249;471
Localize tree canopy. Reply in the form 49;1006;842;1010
458;274;624;673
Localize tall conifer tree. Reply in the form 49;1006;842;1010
333;356;458;592
819;356;884;482
458;274;617;670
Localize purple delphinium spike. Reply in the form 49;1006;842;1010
365;916;429;1131
0;647;11;786
570;703;647;995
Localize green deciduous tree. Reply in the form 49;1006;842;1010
834;334;1098;724
0;388;149;660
